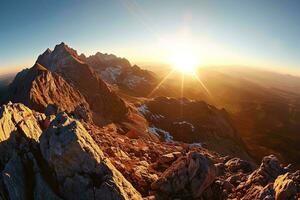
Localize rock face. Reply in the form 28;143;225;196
225;157;254;173
0;102;43;143
82;52;157;96
242;155;285;189
36;43;128;124
0;103;142;200
0;103;61;200
151;151;217;199
139;97;251;160
230;155;300;200
40;112;142;200
274;172;299;200
2;63;92;122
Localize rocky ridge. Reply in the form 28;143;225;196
0;103;142;200
0;102;299;199
36;43;128;124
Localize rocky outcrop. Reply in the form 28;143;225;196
225;155;300;199
40;112;142;200
0;103;61;200
0;103;142;199
274;172;299;200
36;43;128;124
2;63;93;123
0;102;299;199
151;151;217;199
225;157;254;173
0;102;43;143
240;155;285;189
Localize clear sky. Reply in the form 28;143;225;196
1;0;300;74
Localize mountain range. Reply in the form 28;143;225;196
0;42;299;199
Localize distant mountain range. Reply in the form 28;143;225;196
0;42;299;199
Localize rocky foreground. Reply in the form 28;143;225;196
0;102;299;200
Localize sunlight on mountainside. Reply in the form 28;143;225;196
2;1;300;199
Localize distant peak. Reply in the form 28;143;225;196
79;53;87;60
54;42;68;50
53;42;79;58
41;48;52;56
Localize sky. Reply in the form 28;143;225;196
0;0;300;74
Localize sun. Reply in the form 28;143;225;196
169;45;199;74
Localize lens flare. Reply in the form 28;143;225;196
169;45;199;74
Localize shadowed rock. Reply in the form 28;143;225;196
2;63;93;123
40;112;142;200
151;151;217;199
0;103;61;200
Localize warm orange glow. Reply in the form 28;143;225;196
169;44;200;75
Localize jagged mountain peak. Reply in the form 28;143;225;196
53;41;79;57
36;43;129;124
2;63;93;122
41;48;52;56
37;42;84;71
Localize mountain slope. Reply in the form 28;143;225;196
1;63;93;122
139;96;251;160
36;43;128;124
147;67;300;167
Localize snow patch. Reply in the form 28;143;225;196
138;104;150;116
173;121;195;132
189;143;202;148
148;126;173;142
103;54;117;61
123;75;146;89
150;113;165;121
101;66;122;82
138;104;165;121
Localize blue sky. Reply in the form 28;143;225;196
0;0;300;73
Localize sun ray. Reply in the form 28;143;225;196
180;73;185;118
147;69;175;97
192;72;214;101
181;73;185;98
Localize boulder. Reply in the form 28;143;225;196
241;183;275;200
2;152;61;200
274;172;298;200
0;103;44;165
0;102;43;142
236;155;289;199
241;155;285;188
225;157;253;173
151;151;217;199
40;112;142;200
2;153;27;200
